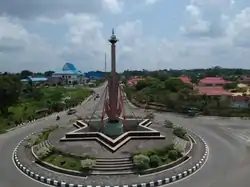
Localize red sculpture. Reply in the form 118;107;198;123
100;29;126;128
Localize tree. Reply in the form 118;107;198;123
164;78;192;92
73;80;78;86
20;70;33;79
44;71;55;77
49;90;63;102
223;83;237;90
135;80;152;90
0;75;22;115
190;75;199;84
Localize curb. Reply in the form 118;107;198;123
13;132;209;187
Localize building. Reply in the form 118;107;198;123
198;77;231;86
230;83;250;96
196;86;232;102
52;63;83;85
21;76;48;84
84;72;105;79
45;77;63;86
127;76;144;87
179;75;193;85
238;75;250;85
231;96;250;108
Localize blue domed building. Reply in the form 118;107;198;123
52;63;83;85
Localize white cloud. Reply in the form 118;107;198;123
144;0;160;5
102;0;124;14
0;16;61;72
1;0;250;73
0;0;104;19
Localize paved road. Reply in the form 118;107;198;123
0;85;105;187
1;84;250;187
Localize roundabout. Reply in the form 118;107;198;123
1;31;250;187
10;30;208;187
2;87;250;187
12;127;208;186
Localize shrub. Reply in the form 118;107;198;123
133;154;150;170
36;147;51;159
80;159;96;171
168;150;182;160
174;145;184;153
164;120;174;128
160;144;175;155
26;135;39;147
44;125;58;131
149;155;162;168
147;113;155;120
173;126;187;139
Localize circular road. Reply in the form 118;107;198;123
1;85;250;187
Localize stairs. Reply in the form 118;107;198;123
73;120;87;129
35;140;53;150
92;157;135;175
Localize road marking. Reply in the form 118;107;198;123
139;157;192;177
220;126;250;142
35;159;88;179
161;142;210;186
12;150;53;187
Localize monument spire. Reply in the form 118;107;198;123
105;28;120;122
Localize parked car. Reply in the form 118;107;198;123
67;109;77;115
182;107;201;117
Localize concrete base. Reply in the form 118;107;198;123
104;121;124;137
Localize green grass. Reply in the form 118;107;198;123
44;153;82;171
37;125;58;143
0;87;92;132
133;144;183;170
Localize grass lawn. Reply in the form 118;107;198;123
44;153;82;171
0;86;92;133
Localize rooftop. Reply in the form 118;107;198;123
179;75;192;84
63;62;77;71
232;96;250;102
197;86;232;96
53;62;83;75
21;76;48;82
237;83;248;88
53;70;83;75
199;77;231;85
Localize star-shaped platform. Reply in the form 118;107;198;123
60;118;165;152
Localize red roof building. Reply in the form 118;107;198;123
232;96;250;102
179;76;192;84
127;77;145;87
199;77;231;86
196;86;232;96
231;95;250;108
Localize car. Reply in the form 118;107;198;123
67;109;77;115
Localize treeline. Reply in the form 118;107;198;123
1;70;109;80
122;66;250;82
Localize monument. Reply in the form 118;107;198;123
61;29;165;152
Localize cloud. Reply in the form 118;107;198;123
0;16;61;72
102;0;124;14
180;0;232;38
0;0;120;19
1;0;250;73
144;0;160;5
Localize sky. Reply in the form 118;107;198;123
1;0;250;72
